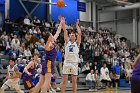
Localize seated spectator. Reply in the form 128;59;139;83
110;41;115;49
92;62;100;72
24;15;30;25
86;70;97;92
100;63;111;89
8;46;18;58
36;27;41;38
82;62;91;74
34;49;39;55
19;42;26;55
39;39;45;49
22;59;27;66
11;35;20;50
29;27;37;34
33;16;40;24
24;47;32;59
1;31;8;42
45;21;50;27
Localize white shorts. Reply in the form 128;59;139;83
62;63;78;76
1;78;20;91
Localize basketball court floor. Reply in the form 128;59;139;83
58;90;131;93
4;90;131;93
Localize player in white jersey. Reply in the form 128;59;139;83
61;18;81;93
0;58;24;93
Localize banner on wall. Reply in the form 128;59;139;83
0;12;3;28
0;0;5;4
0;0;5;28
77;2;86;12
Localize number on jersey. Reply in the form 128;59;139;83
69;47;73;52
10;73;13;77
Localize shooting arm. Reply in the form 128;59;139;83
53;22;63;41
76;21;81;47
63;23;69;44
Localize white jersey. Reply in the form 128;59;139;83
7;65;18;79
64;41;79;63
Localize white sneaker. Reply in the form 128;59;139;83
17;90;24;93
94;89;97;91
51;88;56;93
56;87;60;91
89;89;93;92
49;89;53;93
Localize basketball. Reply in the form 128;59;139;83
57;0;65;8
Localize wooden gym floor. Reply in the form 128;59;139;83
58;90;131;93
5;90;131;93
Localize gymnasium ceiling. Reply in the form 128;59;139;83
87;0;140;9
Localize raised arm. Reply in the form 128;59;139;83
62;17;69;44
53;17;64;41
76;19;81;47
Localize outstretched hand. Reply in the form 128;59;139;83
76;19;79;27
76;19;81;34
58;16;65;25
58;16;62;21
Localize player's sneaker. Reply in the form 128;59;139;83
51;88;56;93
94;89;98;91
56;87;61;91
49;89;53;93
89;89;94;92
17;90;24;93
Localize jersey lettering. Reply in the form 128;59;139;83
69;47;73;52
69;45;75;53
9;71;14;77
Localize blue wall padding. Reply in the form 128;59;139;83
51;0;79;24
